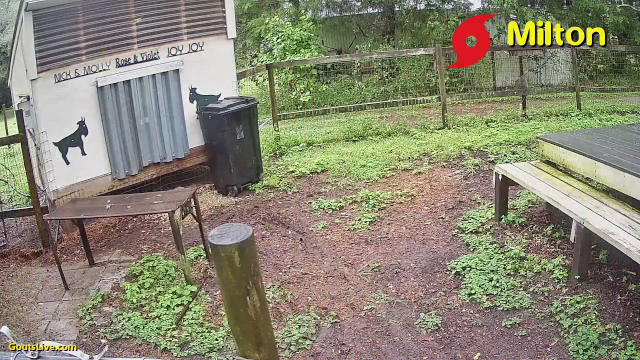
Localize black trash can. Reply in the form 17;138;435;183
197;96;263;196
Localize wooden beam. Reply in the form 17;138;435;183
271;47;436;68
538;140;640;202
435;45;448;128
266;63;279;131
237;65;267;80
16;110;50;249
0;134;24;147
53;145;209;202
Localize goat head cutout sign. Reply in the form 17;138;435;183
188;86;221;107
53;117;88;165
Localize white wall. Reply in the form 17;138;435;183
9;27;32;105
29;36;237;195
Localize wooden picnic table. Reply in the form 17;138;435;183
44;188;212;290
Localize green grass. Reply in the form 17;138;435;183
1;108;30;209
260;97;640;188
1;108;17;136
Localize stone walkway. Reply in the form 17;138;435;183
35;250;135;343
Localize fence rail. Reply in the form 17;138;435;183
237;44;640;128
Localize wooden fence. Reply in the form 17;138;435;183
237;44;640;129
0;109;50;249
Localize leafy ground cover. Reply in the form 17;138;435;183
5;95;639;359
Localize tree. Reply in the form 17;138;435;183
0;0;20;107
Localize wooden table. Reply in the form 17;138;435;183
44;188;211;290
538;123;640;202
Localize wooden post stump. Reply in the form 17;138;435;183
208;223;279;360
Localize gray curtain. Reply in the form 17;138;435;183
98;70;190;180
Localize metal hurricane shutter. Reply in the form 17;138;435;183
32;0;226;72
97;69;190;180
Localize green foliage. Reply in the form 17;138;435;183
456;204;494;234
310;221;328;231
0;0;20;106
276;311;321;357
449;233;568;310
77;292;105;329
312;189;409;231
461;157;483;175
501;190;543;226
346;213;378;231
364;290;390;310
311;197;352;213
415;312;442;333
266;283;290;305
186;246;207;264
99;254;228;357
598;249;610;264
501;317;522;328
550;295;640;360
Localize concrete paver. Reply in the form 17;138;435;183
37;250;135;343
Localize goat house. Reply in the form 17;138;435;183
8;0;238;203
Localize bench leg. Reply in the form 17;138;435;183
168;210;186;257
570;221;595;284
191;194;212;263
75;219;95;267
494;173;511;222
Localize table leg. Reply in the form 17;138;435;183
191;194;212;263
75;219;95;267
169;211;186;256
52;221;69;290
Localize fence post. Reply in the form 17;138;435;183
266;63;279;131
518;56;527;114
571;47;582;111
2;107;8;136
490;51;497;92
208;223;279;360
16;110;50;249
435;45;448;129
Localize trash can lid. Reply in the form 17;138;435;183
197;96;258;115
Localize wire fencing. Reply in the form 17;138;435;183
238;44;640;130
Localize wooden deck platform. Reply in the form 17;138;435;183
538;124;640;201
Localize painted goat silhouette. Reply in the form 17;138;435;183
188;86;221;107
53;118;88;165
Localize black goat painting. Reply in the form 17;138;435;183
188;86;221;107
53;118;88;165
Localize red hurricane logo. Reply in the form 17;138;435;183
447;14;498;69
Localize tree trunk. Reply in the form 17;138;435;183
380;0;396;45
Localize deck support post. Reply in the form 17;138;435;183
494;172;511;222
570;220;595;284
208;223;279;360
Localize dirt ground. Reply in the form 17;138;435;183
2;161;640;359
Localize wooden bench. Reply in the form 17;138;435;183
494;161;640;283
